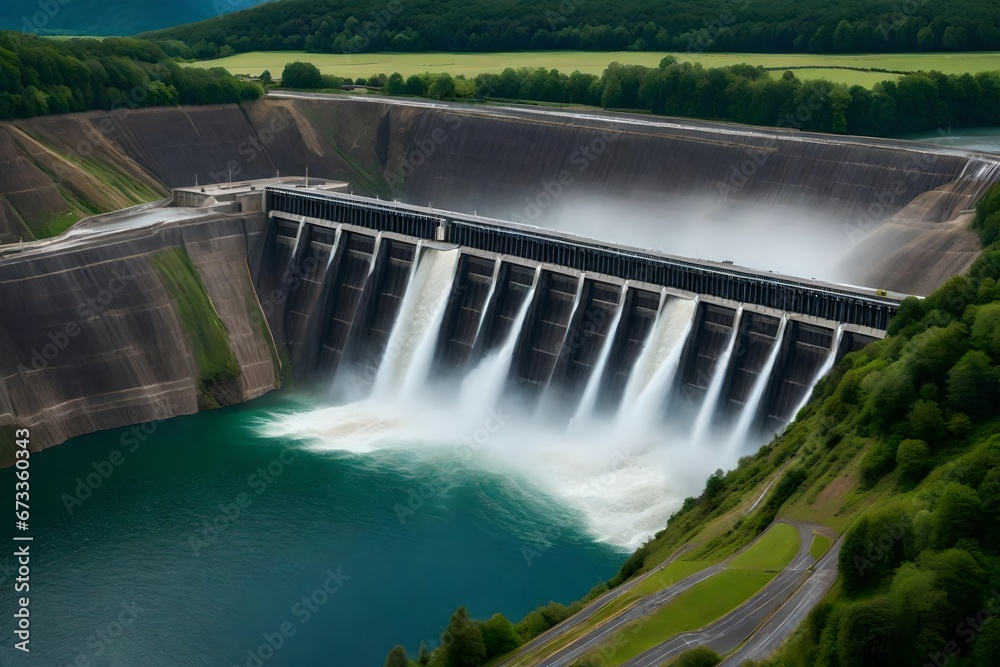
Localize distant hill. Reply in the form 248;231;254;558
145;0;1000;56
0;0;273;36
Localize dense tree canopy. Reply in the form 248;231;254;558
144;0;1000;58
0;31;261;120
342;60;1000;138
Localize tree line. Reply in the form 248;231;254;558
146;0;1000;60
0;32;262;120
281;58;1000;138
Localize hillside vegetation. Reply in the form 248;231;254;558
199;50;1000;88
385;188;1000;666
145;0;1000;58
0;32;261;120
278;57;1000;137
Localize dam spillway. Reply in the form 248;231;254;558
258;185;890;440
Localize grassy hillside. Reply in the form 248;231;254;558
152;247;241;408
387;187;1000;666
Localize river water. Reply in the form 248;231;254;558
0;393;621;666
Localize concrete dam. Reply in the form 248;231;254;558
3;94;999;459
257;184;890;442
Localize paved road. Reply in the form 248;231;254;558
719;536;843;666
619;521;823;667
496;464;794;667
531;520;819;667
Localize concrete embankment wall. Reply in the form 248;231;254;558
0;213;279;461
3;99;996;295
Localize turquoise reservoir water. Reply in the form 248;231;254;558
0;393;622;666
905;127;1000;153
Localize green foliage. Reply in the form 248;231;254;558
480;614;520;659
860;440;896;486
974;618;1000;665
146;0;1000;58
947;350;999;419
440;607;486;667
906;401;946;444
384;644;408;667
513;601;579;642
932;483;982;548
0;32;260;120
836;597;898;666
975;184;1000;247
896;439;931;484
676;646;721;667
608;542;649;588
281;61;322;88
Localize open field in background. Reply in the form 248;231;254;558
192;50;1000;88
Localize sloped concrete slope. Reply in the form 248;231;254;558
0;214;278;463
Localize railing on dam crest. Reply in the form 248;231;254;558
265;186;902;330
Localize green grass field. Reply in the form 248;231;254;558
193;50;1000;88
728;522;801;570
810;534;833;560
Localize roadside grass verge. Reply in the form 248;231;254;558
728;522;800;571
810;534;832;560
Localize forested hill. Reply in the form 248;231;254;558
0;33;261;120
144;0;1000;58
0;0;272;36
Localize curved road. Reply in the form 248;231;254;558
496;463;795;667
620;521;836;667
719;535;843;666
531;520;828;667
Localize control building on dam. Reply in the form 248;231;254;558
251;183;899;437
